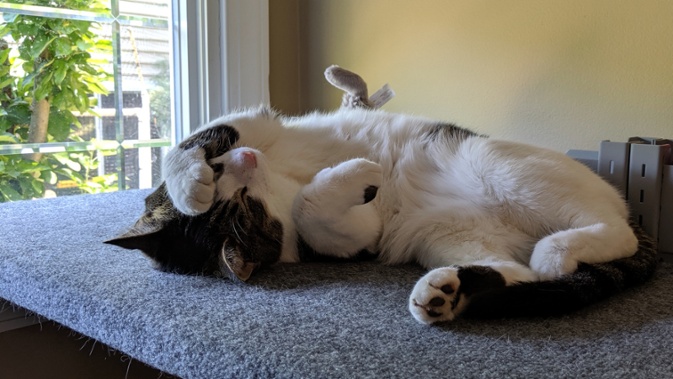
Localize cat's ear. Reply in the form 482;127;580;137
105;227;162;255
221;247;259;282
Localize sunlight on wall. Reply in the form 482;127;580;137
293;0;673;152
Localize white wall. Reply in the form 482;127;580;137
297;0;673;152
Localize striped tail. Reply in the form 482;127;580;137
462;222;659;319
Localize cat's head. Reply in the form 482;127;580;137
106;147;286;281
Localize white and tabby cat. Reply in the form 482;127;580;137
108;106;657;324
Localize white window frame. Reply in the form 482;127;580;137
171;0;269;143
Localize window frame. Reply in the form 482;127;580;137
172;0;269;142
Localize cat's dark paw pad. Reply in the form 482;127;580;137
363;185;378;204
348;159;382;205
409;267;464;324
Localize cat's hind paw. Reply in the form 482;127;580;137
312;158;383;208
409;267;465;324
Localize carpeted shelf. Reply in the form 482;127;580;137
1;190;673;378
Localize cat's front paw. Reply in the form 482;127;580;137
164;148;216;216
409;267;465;324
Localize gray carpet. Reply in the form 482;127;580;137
1;189;673;379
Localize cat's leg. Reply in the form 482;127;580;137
293;158;383;258
408;258;536;324
530;220;638;280
407;230;538;324
163;124;241;215
163;108;282;215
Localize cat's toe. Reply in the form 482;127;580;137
187;182;216;214
409;267;464;324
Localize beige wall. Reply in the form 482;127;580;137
269;0;301;114
270;0;673;152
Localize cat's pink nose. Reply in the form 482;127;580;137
241;151;257;168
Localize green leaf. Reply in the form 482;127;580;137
0;120;11;135
22;70;38;88
2;165;19;178
85;181;102;190
37;58;55;71
16;21;38;37
93;39;112;52
76;36;93;52
48;110;72;141
5;102;31;127
53;37;72;57
83;80;108;95
18;43;32;62
21;61;33;74
79;64;100;76
0;76;13;89
30;177;44;194
40;169;57;185
15;176;36;198
85;107;101;118
53;60;68;85
0;133;19;143
0;48;9;65
0;183;23;201
41;69;54;86
54;155;81;172
33;80;52;101
30;34;57;60
78;92;90;111
50;90;65;109
0;64;10;78
72;20;91;34
22;59;55;89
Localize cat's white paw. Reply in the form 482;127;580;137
294;158;383;258
409;267;465;324
314;158;383;207
164;147;216;216
530;236;579;280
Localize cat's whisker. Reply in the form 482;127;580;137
231;222;247;246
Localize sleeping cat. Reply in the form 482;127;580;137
107;105;658;324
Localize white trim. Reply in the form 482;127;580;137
221;0;270;113
171;0;269;142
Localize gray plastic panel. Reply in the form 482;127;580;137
628;144;666;239
659;165;673;254
598;141;630;196
566;149;598;172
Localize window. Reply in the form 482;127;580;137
0;0;171;200
0;0;268;202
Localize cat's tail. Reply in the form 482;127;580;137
462;222;660;319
